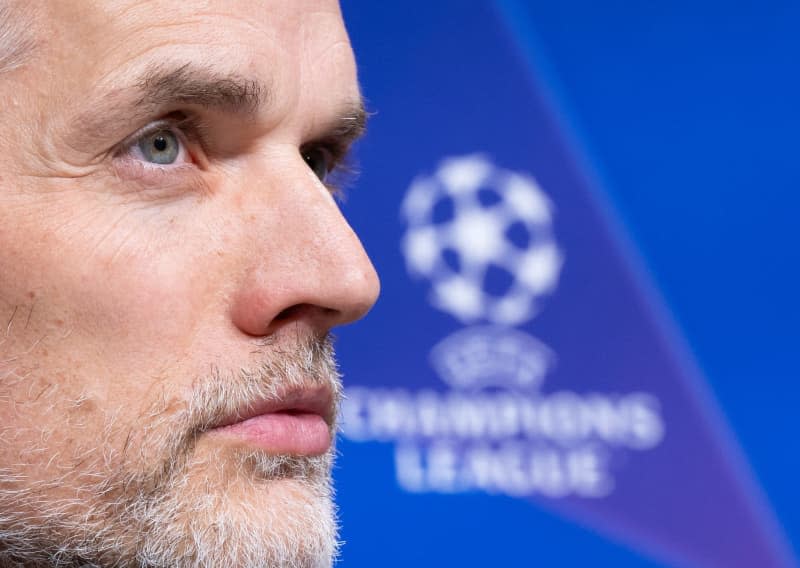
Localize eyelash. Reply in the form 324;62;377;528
301;139;357;199
115;112;355;198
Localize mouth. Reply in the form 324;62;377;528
206;384;335;456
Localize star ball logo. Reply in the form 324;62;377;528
342;155;665;499
400;154;562;326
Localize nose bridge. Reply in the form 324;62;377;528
272;174;364;287
230;156;379;337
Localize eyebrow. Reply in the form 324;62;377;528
135;62;269;116
310;99;369;152
72;62;368;151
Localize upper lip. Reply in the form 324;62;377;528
210;384;335;430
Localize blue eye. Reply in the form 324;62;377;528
138;129;180;165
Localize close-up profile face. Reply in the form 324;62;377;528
0;0;379;566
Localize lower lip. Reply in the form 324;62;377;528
211;412;331;455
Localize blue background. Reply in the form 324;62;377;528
335;1;800;566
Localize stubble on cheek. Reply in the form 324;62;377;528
0;293;149;534
0;332;341;566
0;336;78;482
0;383;333;566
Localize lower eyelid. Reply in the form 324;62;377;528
112;154;198;183
109;160;213;200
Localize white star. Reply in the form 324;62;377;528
401;179;438;225
402;227;440;276
438;155;491;196
432;276;483;322
518;245;563;294
505;174;552;223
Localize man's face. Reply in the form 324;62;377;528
0;1;378;565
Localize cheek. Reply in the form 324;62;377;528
80;254;197;343
0;202;230;403
0;220;233;480
67;231;228;389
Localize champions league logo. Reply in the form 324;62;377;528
400;154;562;326
342;155;665;499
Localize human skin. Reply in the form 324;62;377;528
0;0;379;565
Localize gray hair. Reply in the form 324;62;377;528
0;3;34;74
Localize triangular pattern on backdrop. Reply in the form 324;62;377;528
335;2;795;567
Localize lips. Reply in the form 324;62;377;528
206;384;335;456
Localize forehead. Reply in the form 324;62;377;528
37;0;357;123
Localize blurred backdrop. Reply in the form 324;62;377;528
334;1;800;566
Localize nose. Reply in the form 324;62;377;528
230;156;380;338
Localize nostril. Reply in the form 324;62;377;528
271;303;342;330
274;304;307;322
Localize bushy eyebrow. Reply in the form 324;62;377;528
309;100;369;151
70;62;368;151
134;62;269;116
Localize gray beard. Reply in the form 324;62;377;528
0;335;342;567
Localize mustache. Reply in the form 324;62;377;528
189;333;341;432
125;332;342;488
